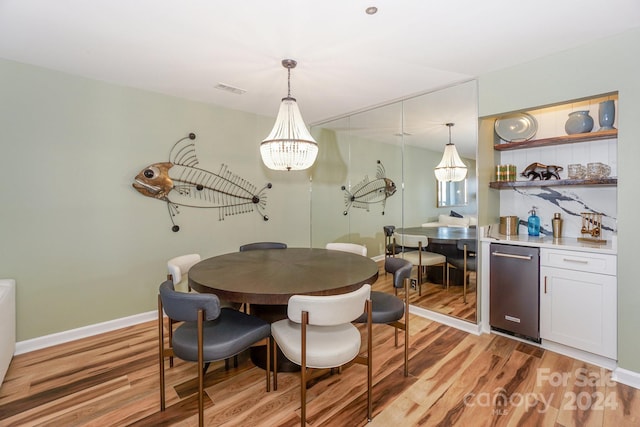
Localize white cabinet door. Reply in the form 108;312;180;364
540;266;616;359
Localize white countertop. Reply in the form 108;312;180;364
480;225;617;255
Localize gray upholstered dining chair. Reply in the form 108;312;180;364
446;238;477;303
166;254;202;368
393;232;446;295
167;253;241;368
271;284;373;426
158;280;271;427
239;242;287;251
355;256;412;376
326;243;411;375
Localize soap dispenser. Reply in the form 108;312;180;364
528;206;540;236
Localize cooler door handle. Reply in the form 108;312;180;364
491;251;533;261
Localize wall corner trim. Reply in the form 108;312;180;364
612;366;640;390
14;311;156;355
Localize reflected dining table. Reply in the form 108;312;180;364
395;226;476;244
188;247;379;370
394;226;477;285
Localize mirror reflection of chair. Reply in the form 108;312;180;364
325;242;367;256
158;280;271;427
271;284;373;426
393;233;446;295
239;242;287;251
446;238;477;303
383;226;396;258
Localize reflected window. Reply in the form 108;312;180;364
437;179;468;207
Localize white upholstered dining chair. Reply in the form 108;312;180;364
271;284;373;426
167;253;201;292
325;242;368;256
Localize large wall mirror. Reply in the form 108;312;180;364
310;80;478;324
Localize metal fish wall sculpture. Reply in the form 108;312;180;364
341;160;396;215
132;133;271;231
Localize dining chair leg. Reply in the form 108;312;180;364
272;339;278;391
463;244;468;304
158;296;166;411
366;299;373;421
197;309;205;427
168;318;174;368
404;277;410;377
463;273;467;304
300;311;309;427
446;263;450;291
265;337;271;392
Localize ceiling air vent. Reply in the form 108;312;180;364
214;83;247;95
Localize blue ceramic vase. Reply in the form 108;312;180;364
598;100;616;131
565;111;594;135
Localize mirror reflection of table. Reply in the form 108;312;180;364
189;248;379;370
395;226;476;244
394;226;477;284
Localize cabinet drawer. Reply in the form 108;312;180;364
540;249;616;275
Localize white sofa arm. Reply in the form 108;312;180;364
0;279;16;385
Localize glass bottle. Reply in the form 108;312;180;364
528;207;540;236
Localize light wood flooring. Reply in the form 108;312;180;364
407;268;477;323
1;262;638;426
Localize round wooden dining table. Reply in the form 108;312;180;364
189;247;379;305
189;247;379;371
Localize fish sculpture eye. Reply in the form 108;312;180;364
143;166;160;179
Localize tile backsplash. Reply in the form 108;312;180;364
500;186;617;238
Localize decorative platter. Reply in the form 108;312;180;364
494;113;538;142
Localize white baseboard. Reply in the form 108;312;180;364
612;367;640;389
409;305;482;336
15;311;156;355
539;339;617;371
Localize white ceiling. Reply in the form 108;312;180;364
1;0;639;157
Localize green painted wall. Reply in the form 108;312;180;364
0;59;312;340
2;27;639;377
477;28;640;372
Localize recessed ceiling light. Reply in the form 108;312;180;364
214;83;247;95
365;6;378;15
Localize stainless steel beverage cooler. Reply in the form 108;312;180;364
490;243;540;342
